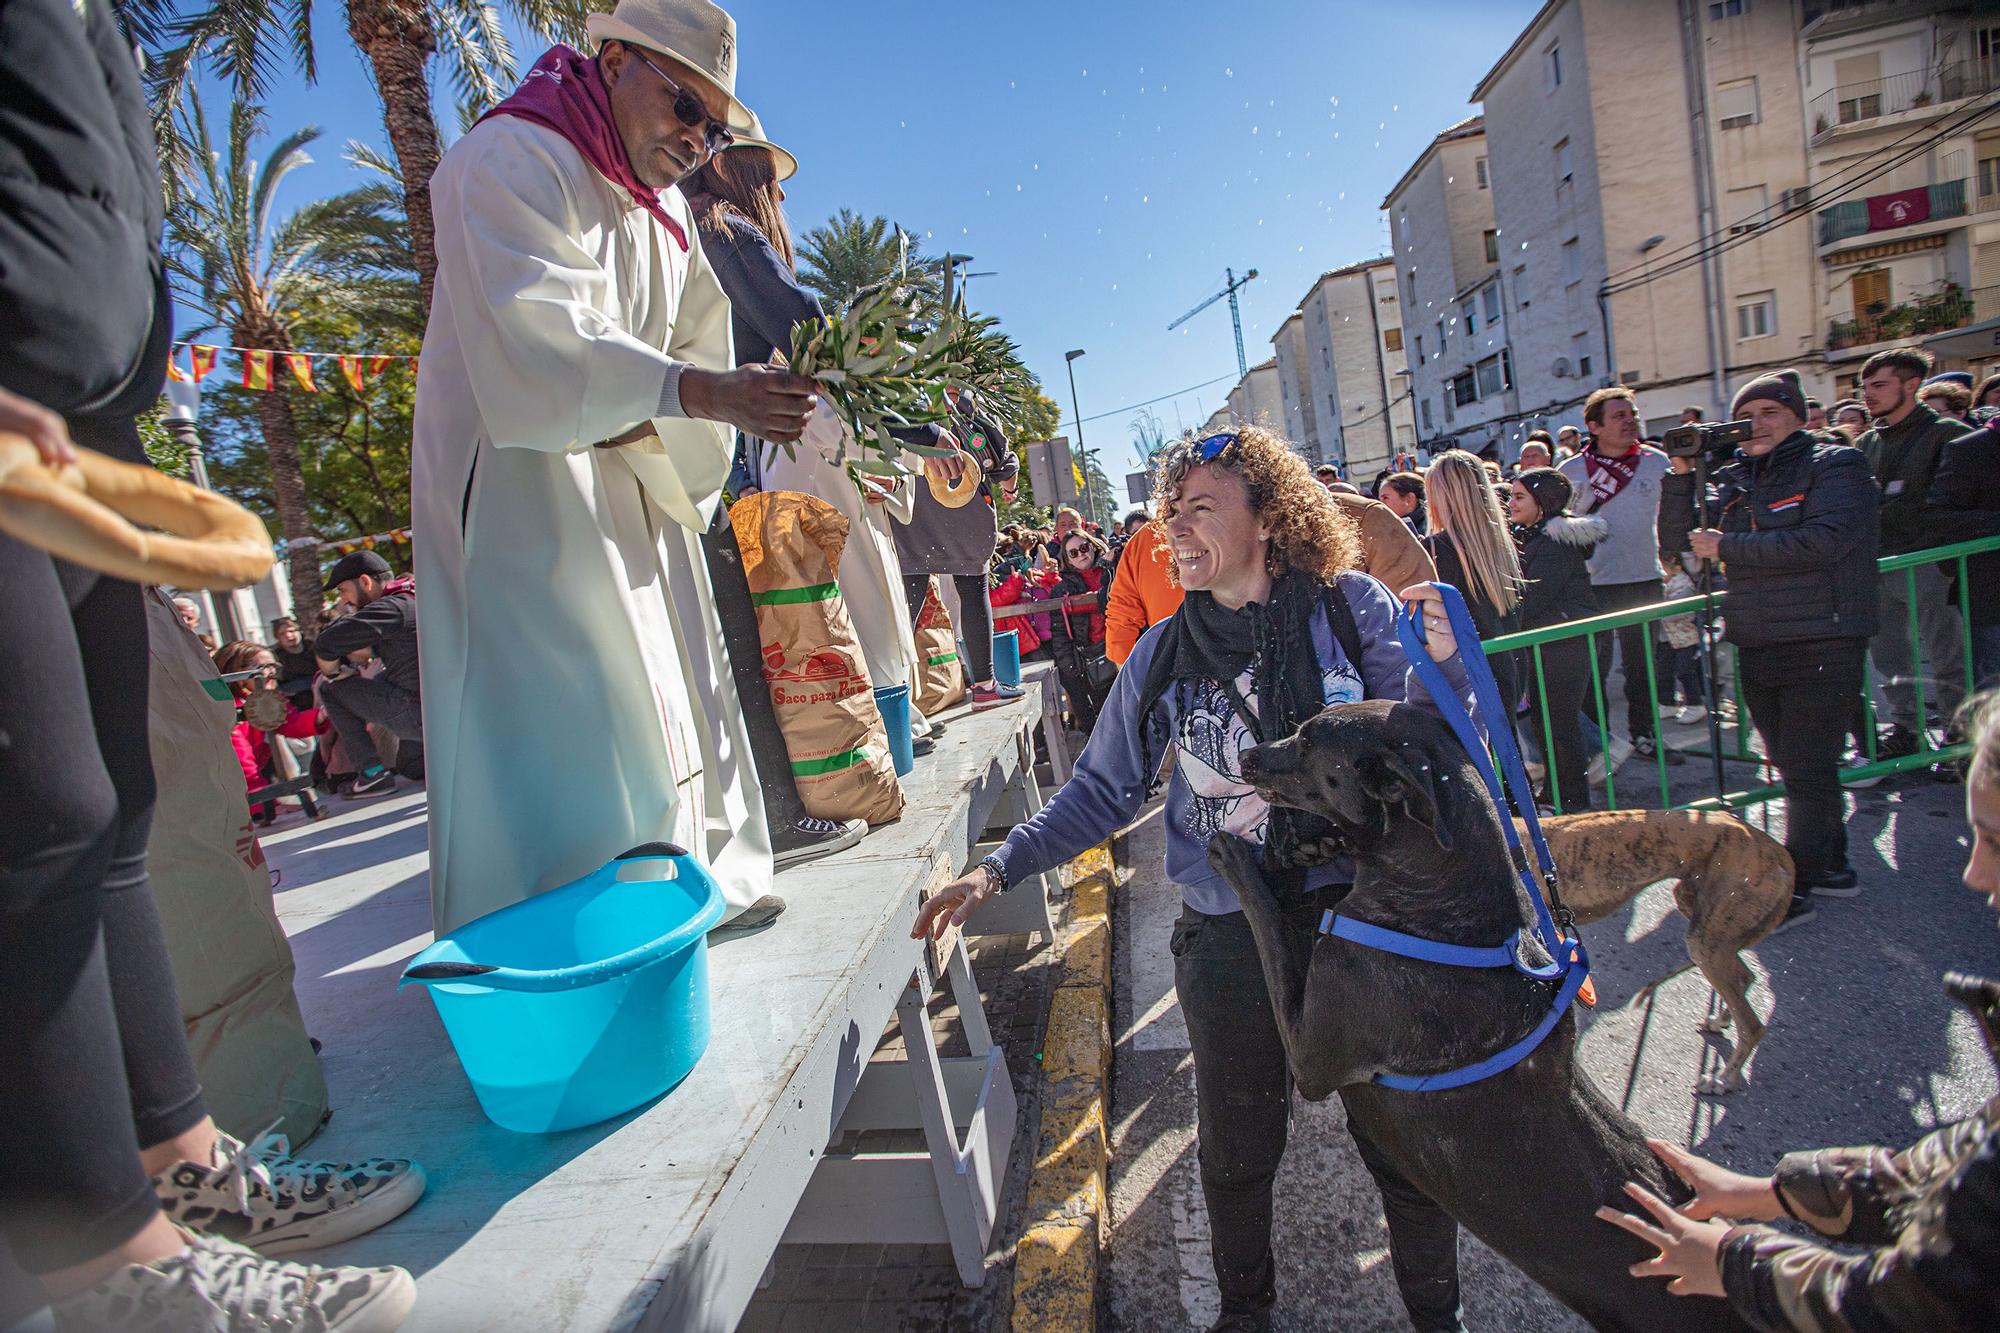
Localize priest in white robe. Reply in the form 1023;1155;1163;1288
411;1;817;933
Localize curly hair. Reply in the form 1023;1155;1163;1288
1150;423;1361;586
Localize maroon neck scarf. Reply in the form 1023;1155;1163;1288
481;44;688;251
1581;444;1641;509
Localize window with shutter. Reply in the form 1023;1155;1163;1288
1716;78;1759;130
1852;268;1890;320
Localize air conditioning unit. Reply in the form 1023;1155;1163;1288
1779;186;1811;213
1551;356;1572;379
1620;370;1643;385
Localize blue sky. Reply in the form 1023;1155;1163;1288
204;0;1541;472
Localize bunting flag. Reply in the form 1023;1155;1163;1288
284;353;317;392
368;355;393;378
242;349;272;391
190;345;218;383
339;355;366;395
410;355;419;382
166;354;188;383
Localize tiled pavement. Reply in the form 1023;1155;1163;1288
739;923;1065;1333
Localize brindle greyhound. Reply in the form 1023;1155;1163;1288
1206;699;1753;1333
1536;810;1793;1094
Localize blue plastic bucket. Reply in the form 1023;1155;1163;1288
992;629;1022;687
873;684;914;776
399;843;725;1133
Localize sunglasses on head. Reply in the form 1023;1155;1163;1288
627;47;735;156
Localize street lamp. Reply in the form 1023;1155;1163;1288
1064;349;1093;523
159;378;244;641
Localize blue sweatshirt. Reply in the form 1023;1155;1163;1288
991;571;1477;915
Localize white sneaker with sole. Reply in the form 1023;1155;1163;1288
1586;736;1634;785
153;1127;426;1256
52;1231;415;1332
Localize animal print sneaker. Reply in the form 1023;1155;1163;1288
52;1231;415;1332
153;1126;426;1256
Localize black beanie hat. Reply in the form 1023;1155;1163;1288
1730;368;1807;422
1516;466;1572;519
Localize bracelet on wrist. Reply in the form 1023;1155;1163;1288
977;853;1010;895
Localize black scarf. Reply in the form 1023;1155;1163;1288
1137;568;1346;894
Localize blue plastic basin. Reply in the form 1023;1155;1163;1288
400;843;725;1133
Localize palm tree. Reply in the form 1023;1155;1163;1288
133;0;590;315
165;93;415;612
796;209;942;312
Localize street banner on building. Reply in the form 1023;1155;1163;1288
1867;186;1930;231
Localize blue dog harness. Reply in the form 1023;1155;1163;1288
1317;584;1591;1092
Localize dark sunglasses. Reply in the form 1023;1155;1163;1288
629;47;735;156
1065;544;1095;559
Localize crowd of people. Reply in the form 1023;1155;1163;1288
3;0;1996;1329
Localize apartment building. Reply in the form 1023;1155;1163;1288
1383;116;1526;460
1470;0;1824;436
1803;2;2000;397
1270;312;1324;458
1293;258;1417;479
1222;357;1286;435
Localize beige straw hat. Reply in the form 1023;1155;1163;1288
728;108;797;182
586;0;756;134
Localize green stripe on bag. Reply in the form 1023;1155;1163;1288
926;652;959;666
751;581;839;607
792;748;868;777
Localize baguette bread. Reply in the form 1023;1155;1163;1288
0;431;275;590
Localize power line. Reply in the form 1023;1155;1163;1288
1598;93;2000;290
1603;96;2000;300
1056;369;1241;433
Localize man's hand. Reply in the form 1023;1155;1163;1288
1689;528;1725;562
680;365;818;443
1398;583;1461;662
1647;1139;1782;1223
0;384;77;468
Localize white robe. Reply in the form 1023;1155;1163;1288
757;412;919;696
412;116;771;934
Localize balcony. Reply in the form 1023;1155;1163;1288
1810;60;2000;140
1817;178;1966;246
1825;282;1999;352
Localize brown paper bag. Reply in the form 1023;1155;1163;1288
143;590;329;1144
912;576;967;716
732;492;905;824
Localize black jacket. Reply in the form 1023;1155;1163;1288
1427;530;1522;642
1662;431;1879;649
317;590;420;697
0;0;171;460
1859;402;1963;556
1513;514;1605;631
1046;564;1110;666
1921;420;2000;628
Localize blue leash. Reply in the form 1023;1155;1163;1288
1318;583;1589;1092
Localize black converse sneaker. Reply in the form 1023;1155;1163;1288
153;1126;426;1256
53;1231;415;1332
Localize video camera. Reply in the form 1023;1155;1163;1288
1660;419;1754;467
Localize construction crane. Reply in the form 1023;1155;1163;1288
1167;267;1260;377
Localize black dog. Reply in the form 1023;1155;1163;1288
1206;700;1751;1333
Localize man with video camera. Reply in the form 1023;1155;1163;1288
1661;370;1879;925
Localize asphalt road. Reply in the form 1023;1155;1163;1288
1104;755;2000;1332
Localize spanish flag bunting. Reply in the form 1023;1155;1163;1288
339;355;366;395
284;354;317;393
410;355;419;382
166;355;187;383
242;349;272;391
190;345;218;383
368;355;393;378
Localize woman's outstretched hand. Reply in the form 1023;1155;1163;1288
1398;583;1460;662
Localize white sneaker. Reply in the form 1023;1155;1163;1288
153;1126;426;1256
1674;704;1705;725
1586;736;1634;786
53;1231;415;1332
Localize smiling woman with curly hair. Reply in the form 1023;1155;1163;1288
916;422;1484;1328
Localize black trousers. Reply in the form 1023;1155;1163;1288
1173;899;1464;1330
903;573;994;683
1737;640;1866;886
1527;637;1593;813
700;516;813;842
0;540;207;1274
1582;578;1664;742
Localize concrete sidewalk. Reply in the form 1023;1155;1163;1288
1107;775;2000;1331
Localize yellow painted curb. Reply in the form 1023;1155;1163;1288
1013;836;1117;1332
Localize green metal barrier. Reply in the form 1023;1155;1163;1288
1476;533;2000;815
